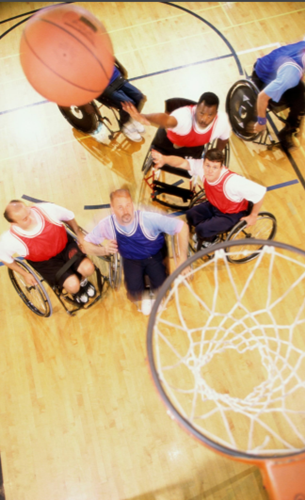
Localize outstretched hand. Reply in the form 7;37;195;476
121;102;150;125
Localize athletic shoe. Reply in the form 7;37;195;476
73;290;89;304
278;126;298;151
131;118;145;134
122;122;142;142
80;278;96;299
141;297;155;316
85;282;96;298
90;122;110;144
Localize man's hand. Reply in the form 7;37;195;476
254;122;266;133
103;239;118;256
240;213;258;226
24;273;38;287
151;149;165;169
121;102;150;125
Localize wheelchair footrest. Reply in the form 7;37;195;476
153;181;192;202
160;164;192;178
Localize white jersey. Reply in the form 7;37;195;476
169;107;231;142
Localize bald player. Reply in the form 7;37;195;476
0;200;95;304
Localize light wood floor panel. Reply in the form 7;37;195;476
1;2;305;500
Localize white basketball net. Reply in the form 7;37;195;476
153;244;305;456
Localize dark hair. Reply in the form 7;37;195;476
198;92;219;109
3;200;24;223
204;148;224;164
110;188;132;203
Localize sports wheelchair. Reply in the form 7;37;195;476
188;208;277;264
8;224;122;317
139;97;230;211
225;78;292;149
58;59;146;142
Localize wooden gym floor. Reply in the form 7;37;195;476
0;2;305;499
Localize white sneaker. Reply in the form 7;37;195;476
90;122;110;144
122;122;142;142
131;118;145;134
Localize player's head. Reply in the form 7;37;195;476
203;148;224;182
195;92;219;130
110;189;135;226
4;200;33;229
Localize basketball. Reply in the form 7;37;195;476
19;4;114;106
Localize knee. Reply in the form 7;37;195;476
78;258;95;277
63;275;80;295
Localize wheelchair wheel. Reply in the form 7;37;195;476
58;102;100;133
188;188;207;208
142;149;154;174
8;260;52;317
225;212;277;263
226;79;261;142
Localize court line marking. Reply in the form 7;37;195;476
221;7;305;31
0;177;299;268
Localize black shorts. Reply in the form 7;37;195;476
27;234;86;288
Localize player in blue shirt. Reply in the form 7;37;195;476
252;41;305;150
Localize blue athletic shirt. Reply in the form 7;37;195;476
85;210;183;260
255;41;305;102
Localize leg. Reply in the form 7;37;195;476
186;201;215;229
195;209;248;240
144;251;167;293
122;257;146;302
280;80;305;129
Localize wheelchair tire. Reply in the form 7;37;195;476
225;212;277;263
142;149;154;174
64;224;122;289
58;102;100;134
226;79;261;142
188;188;207;208
8;260;52;317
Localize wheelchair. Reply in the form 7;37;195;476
188;208;277;264
58;59;146;142
8;224;122;317
225;78;291;149
139;97;230;211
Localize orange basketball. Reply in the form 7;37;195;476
19;4;114;106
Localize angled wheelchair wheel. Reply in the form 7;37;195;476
225;212;277;263
8;260;52;317
58;102;100;133
226;79;261;142
64;224;121;289
188;188;206;208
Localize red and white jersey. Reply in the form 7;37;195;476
204;170;249;214
0;203;75;264
166;106;231;147
188;161;266;214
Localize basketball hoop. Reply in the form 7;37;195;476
147;239;305;500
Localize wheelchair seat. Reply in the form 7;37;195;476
8;224;121;317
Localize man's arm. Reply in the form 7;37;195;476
254;91;270;133
216;138;229;151
4;260;37;286
121;102;178;129
240;194;265;226
151;149;190;170
81;239;118;257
